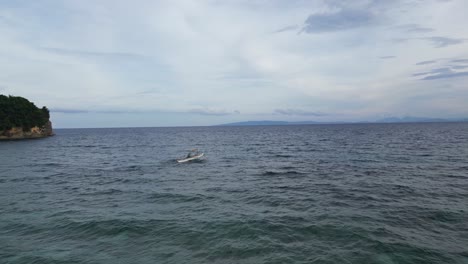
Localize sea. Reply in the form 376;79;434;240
0;123;467;264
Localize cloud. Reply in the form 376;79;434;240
414;57;468;71
394;37;466;48
2;0;468;127
51;107;243;117
451;59;468;63
416;60;437;65
41;47;149;61
50;108;89;114
451;65;468;69
391;38;409;44
396;24;434;34
188;108;240;116
413;72;430;77
273;25;299;33
413;66;468;80
413;67;452;77
274;109;327;116
380;56;396;59
423;37;466;48
301;9;375;33
50;108;138;114
422;71;468;80
430;67;453;74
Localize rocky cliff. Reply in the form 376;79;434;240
0;121;54;140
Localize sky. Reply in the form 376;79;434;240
0;0;467;128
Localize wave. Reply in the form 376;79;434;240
273;154;294;158
259;170;306;176
55;219;156;238
42;162;63;167
147;192;212;203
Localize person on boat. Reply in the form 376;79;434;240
186;152;192;158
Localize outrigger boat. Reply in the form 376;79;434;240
177;149;204;163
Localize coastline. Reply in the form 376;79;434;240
0;121;54;141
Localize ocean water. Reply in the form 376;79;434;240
0;123;467;264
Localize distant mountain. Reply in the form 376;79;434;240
218;117;468;126
375;116;451;123
219;120;328;126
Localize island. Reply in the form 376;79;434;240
0;95;53;140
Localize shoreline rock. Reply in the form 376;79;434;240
0;121;54;140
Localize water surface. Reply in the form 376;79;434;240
1;123;467;263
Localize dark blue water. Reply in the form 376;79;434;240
1;123;467;263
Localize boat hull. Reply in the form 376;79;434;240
177;153;204;163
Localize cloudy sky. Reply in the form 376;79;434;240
1;0;467;128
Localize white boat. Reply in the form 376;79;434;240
177;150;204;163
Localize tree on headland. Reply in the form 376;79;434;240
0;95;50;131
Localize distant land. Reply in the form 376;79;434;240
219;117;468;126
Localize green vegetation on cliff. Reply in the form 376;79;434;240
0;95;50;131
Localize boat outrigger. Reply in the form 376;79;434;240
177;149;204;163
